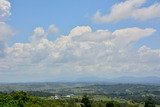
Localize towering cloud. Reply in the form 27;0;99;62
1;26;158;82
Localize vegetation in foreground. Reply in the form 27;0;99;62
1;83;160;105
0;91;157;107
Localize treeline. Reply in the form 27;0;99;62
107;92;160;105
27;91;54;97
0;91;66;107
0;91;156;107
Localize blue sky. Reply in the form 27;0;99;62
0;0;160;82
8;0;160;48
8;0;116;44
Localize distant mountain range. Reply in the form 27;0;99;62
107;76;160;84
72;76;160;84
1;76;160;84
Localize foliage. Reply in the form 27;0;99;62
81;95;91;107
1;83;160;105
106;101;114;107
0;91;158;107
144;97;155;107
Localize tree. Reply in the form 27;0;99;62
144;97;155;107
106;101;114;107
81;95;91;107
67;98;76;107
11;91;29;107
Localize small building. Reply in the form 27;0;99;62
49;95;61;99
64;94;74;98
54;95;60;99
66;95;71;98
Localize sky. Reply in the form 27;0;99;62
0;0;160;82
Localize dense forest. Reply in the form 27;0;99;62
0;91;157;107
0;83;160;105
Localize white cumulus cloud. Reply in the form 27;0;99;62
0;26;159;82
47;24;59;35
69;26;92;36
31;24;59;42
0;0;14;60
31;27;46;42
112;27;156;48
0;22;14;41
0;0;11;21
93;0;160;23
